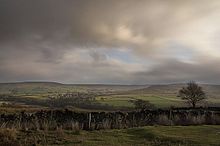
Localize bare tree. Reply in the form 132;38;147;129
178;81;206;108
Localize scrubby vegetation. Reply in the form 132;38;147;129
131;99;155;110
0;128;19;146
0;126;220;146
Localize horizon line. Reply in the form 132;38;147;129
0;81;220;86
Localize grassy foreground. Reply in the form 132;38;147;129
1;125;220;146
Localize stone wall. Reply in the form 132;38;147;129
0;107;220;130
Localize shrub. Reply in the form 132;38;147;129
0;128;20;146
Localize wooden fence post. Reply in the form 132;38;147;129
88;112;91;130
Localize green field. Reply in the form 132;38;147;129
2;125;220;146
96;94;187;108
97;94;220;108
1;82;220;109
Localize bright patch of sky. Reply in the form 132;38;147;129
166;42;196;63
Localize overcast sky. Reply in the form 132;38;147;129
1;0;220;84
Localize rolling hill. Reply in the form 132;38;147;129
1;82;220;108
0;82;148;95
131;83;220;98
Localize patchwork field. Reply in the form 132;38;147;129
1;82;220;109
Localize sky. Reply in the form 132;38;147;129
1;0;220;84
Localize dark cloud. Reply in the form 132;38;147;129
134;59;220;84
1;0;220;84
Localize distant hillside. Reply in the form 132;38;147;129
0;82;148;95
1;82;220;108
1;82;220;99
132;83;220;98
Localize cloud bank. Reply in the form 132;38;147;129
1;0;220;84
